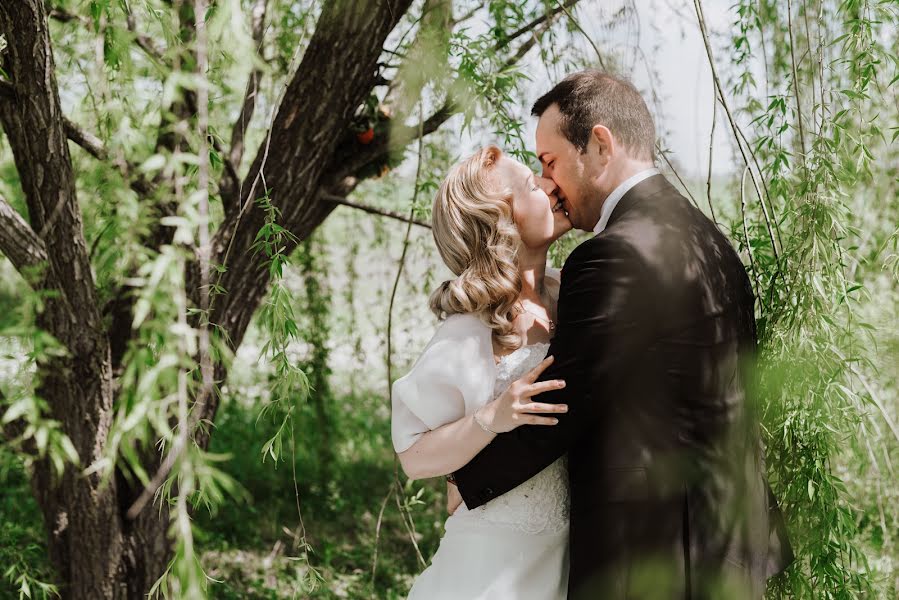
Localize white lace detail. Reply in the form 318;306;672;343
467;342;570;534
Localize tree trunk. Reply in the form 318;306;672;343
193;0;413;426
0;1;121;597
1;0;415;596
116;451;174;600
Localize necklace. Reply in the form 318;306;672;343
515;301;555;331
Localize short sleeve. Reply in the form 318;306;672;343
391;314;494;453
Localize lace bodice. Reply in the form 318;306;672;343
460;342;570;534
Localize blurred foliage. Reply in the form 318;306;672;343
716;0;898;596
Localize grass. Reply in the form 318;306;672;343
195;388;448;599
0;448;61;600
0;385;449;600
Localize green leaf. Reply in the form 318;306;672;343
2;399;31;425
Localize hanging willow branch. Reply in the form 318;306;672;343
380;100;428;574
693;0;780;267
705;87;719;225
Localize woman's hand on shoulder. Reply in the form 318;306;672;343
476;355;567;433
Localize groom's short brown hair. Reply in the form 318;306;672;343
532;69;656;161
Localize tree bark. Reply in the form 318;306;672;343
196;0;414;389
128;0;414;595
0;192;47;275
0;1;120;598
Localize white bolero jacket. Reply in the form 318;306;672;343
391;267;561;453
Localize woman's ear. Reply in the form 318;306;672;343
484;144;502;168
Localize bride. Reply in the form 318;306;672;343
391;144;574;599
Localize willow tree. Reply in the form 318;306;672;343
0;0;584;597
702;0;898;596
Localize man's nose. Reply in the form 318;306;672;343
535;175;558;197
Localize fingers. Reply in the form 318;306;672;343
525;379;566;397
521;402;568;414
526;415;561;426
447;481;462;515
524;355;555;383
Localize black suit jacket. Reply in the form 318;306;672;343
453;175;792;599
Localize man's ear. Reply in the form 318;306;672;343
591;125;614;163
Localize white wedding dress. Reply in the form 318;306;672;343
405;341;571;599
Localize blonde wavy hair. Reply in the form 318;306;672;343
429;145;523;352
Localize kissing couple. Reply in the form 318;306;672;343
391;69;794;600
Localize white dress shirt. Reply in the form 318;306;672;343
592;167;660;235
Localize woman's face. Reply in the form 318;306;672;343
494;156;572;249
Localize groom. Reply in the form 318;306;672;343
451;70;793;599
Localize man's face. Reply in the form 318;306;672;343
535;104;605;232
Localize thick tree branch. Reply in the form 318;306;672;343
451;4;481;27
336;97;455;179
1;82;157;198
45;5;77;22
322;192;431;228
192;0;415;447
501;14;559;68
324;0;581;188
0;192;48;275
62;117;106;158
500;0;579;50
61;117;156;196
95;0;219;384
123;6;166;61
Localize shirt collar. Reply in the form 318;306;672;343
592;167;660;235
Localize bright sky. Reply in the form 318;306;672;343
519;0;740;179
